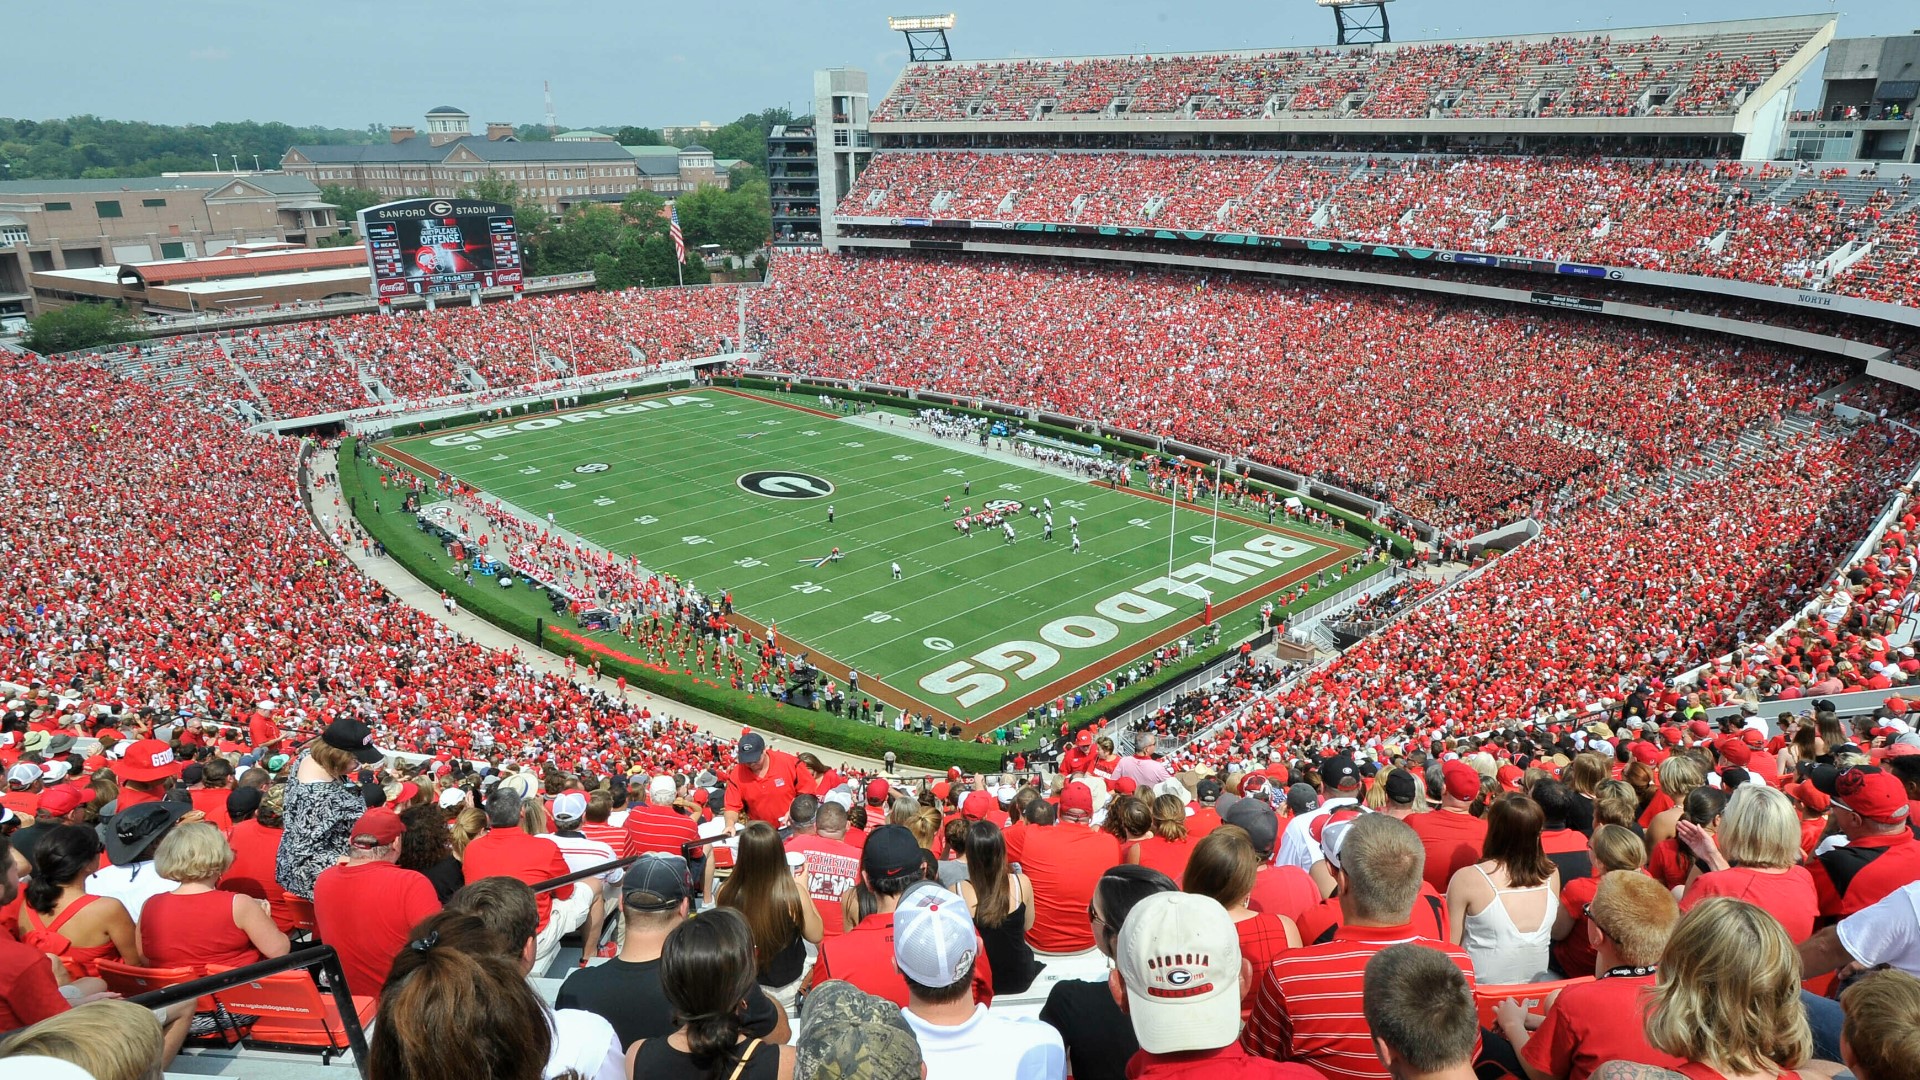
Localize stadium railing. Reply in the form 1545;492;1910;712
125;945;369;1076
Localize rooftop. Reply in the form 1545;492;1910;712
0;173;321;197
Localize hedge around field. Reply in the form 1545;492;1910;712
733;377;1410;556
338;439;1011;772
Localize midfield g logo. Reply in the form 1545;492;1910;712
738;471;835;499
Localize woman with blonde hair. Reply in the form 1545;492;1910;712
1127;793;1195;880
1592;898;1812;1080
1563;753;1611;834
1592;780;1642;833
1448;792;1560;983
1675;785;1818;942
139;822;290;969
1645;755;1706;847
1551;824;1646;977
714;821;822;1011
448;803;489;858
0;999;168;1080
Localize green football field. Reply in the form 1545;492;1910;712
380;388;1361;729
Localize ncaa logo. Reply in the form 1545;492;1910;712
428;200;454;216
738;471;835;499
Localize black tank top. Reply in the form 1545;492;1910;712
976;901;1042;996
631;1035;778;1080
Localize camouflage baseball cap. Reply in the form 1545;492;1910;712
795;979;922;1080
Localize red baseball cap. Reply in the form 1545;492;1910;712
1059;781;1094;818
961;789;997;820
947;766;963;780
115;740;182;783
349;808;406;847
1785;778;1831;814
865;777;890;804
1688;720;1713;739
36;785;87;817
1111;776;1139;795
1496;764;1525;791
1442;760;1481;800
1075;730;1094;748
1717;737;1753;768
1630;741;1662;765
1834;768;1910;825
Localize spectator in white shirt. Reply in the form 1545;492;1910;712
895;884;1065;1080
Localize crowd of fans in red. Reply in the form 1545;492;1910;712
752;252;1848;534
875;24;1816;122
845;151;1920;303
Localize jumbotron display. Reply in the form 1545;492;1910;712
357;197;522;300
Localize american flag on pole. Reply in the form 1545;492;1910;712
668;205;686;264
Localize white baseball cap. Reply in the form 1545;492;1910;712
648;774;678;799
1115;892;1243;1054
552;792;588;822
437;788;468;810
7;763;43;787
892;885;976;989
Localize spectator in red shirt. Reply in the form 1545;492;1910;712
1361;944;1481;1080
1550;824;1646;979
1024;781;1125;954
1112;891;1322;1080
723;732;816;831
1408;761;1488;895
139;821;290;970
1675;785;1818;942
1128;793;1196;881
182;759;235;830
311;808;441;998
788;799;862;936
1244;814;1477;1080
1589;899;1814;1080
1226;798;1323;927
1814;767;1918;917
809;825;993;1007
1184;824;1303;1015
1507;870;1685;1080
621;775;701;859
0;833;71;1031
462;787;588;976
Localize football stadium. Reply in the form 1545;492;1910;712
7;5;1920;1079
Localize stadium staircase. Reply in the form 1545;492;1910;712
456;361;488;391
214;338;273;420
1595;409;1822;512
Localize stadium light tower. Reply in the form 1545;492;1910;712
889;14;957;63
1315;0;1393;46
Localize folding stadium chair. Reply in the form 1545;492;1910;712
210;968;376;1064
96;959;246;1047
1472;976;1594;1030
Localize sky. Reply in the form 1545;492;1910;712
5;0;1915;131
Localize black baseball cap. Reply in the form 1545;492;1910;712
1383;770;1418;805
1195;778;1223;804
861;824;923;882
226;786;264;821
322;717;385;764
1323;756;1360;790
1223;798;1279;856
737;732;768;766
623;855;692;911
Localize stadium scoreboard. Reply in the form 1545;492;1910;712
358;198;522;301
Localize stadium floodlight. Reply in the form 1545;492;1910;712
889;13;957;62
1313;0;1393;46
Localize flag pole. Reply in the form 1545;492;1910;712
1211;456;1222;554
1167;460;1178;577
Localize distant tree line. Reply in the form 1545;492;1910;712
0;116;379;180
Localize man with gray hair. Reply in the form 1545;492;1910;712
462;786;588;974
1243;814;1476;1079
1112;734;1173;789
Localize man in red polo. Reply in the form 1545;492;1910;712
1023;781;1124;954
463;786;589;975
109;738;182;812
1407;761;1487;894
1244;814;1475;1080
312;809;441;998
1815;767;1918;916
1502;871;1685;1080
723;732;815;831
809;825;992;1004
622;775;701;858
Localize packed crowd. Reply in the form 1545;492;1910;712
843;151;1920;303
752;251;1847;534
8;698;1920;1080
875;22;1817;121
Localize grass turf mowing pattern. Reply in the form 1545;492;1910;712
385;389;1358;727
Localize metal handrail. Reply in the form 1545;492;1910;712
531;854;638;895
124;944;370;1078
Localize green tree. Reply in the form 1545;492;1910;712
541;204;626;275
0;115;376;179
320;184;383;220
23;303;146;355
674;181;770;257
513;124;553;142
614;126;664;146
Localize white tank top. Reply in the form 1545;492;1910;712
1460;864;1554;984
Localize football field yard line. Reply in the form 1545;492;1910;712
388;389;1363;723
